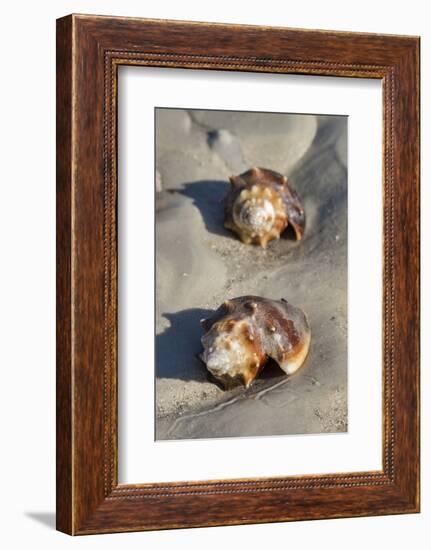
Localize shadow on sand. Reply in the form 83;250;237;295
173;179;231;238
156;308;292;385
156;307;214;382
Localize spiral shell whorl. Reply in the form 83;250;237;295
233;187;278;238
224;167;305;248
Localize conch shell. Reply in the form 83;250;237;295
200;296;311;389
224;167;305;248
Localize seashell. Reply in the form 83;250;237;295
224;167;305;248
200;296;311;389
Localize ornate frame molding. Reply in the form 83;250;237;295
57;15;419;534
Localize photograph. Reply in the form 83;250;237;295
155;107;348;440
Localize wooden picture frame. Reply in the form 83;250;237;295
56;14;420;535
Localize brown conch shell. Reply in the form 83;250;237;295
200;296;311;389
224;167;305;248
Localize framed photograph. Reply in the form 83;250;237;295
56;14;420;534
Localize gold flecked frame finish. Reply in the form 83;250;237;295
56;14;420;534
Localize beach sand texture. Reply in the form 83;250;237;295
155;108;347;440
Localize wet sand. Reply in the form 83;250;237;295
155;108;347;440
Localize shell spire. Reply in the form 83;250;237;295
224;167;305;247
